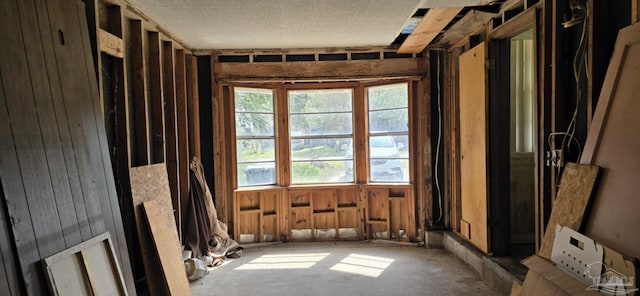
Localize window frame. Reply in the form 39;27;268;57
230;80;414;189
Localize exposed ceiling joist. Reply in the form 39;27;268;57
397;7;464;54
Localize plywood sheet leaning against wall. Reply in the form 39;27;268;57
142;200;190;296
130;163;179;295
537;163;599;259
580;22;640;259
458;42;490;253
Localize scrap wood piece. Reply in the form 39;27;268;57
129;163;175;295
538;162;600;259
143;200;190;296
397;7;464;54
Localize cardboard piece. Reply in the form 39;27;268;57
520;255;600;296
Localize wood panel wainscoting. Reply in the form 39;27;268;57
233;184;416;243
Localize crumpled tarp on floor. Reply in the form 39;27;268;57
185;157;242;266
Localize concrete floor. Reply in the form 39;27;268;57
190;241;498;296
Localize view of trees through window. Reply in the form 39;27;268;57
234;83;410;187
289;89;353;184
234;87;276;186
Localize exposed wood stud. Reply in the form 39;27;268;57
175;48;190;239
148;31;165;164
186;54;201;160
99;28;124;58
162;40;180;235
129;19;150;166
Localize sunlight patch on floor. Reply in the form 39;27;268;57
235;253;330;270
330;253;394;278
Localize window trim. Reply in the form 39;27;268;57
230;80;414;189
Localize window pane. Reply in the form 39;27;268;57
238;162;276;186
291;138;352;160
235;113;274;136
236;139;275;163
289;113;352;136
289;89;352;113
370;159;408;182
369;109;408;133
234;88;273;112
368;83;408;110
291;160;353;184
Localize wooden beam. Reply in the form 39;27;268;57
129;20;150;166
186;54;201;160
148;31;165;164
432;10;497;49
214;58;426;81
99;29;123;58
175;48;189;240
633;0;639;24
397;7;464;54
162;41;180;236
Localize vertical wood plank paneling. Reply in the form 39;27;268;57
175;48;189;238
162;41;180;227
129;19;150;166
2;0;66;275
148;32;165;164
0;91;29;296
186;54;201;160
36;0;92;243
19;0;84;248
74;1;135;292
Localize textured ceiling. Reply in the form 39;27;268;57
126;0;424;50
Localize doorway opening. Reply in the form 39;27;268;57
508;29;536;260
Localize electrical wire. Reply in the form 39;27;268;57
435;51;443;223
555;2;588;185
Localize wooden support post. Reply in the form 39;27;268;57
129;19;150;166
148;32;165;164
175;48;189;238
186;54;201;160
162;41;180;236
211;58;227;224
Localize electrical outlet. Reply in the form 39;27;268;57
551;149;564;167
545;149;564;167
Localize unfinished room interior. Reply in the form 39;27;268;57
1;0;640;295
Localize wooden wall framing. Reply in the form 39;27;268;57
85;0;200;288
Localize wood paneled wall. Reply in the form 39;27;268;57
0;0;135;294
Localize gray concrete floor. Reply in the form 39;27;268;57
190;241;498;296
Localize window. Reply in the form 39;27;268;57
367;83;409;182
234;87;276;186
288;89;354;184
232;82;412;188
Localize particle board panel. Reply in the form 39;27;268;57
142;200;190;296
459;42;490;253
129;163;173;296
537;163;599;259
398;7;464;54
580;22;640;259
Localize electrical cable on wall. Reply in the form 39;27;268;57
435;50;443;224
551;0;589;185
